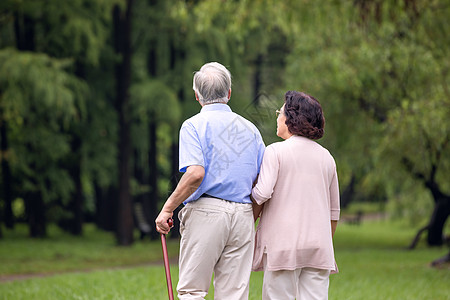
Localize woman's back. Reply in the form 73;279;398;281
252;136;339;272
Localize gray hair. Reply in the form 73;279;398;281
193;62;232;105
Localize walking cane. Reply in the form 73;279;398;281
160;218;174;300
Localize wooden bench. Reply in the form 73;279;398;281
343;210;363;225
134;202;152;239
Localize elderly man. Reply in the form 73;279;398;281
155;62;265;300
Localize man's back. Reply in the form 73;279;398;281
179;103;265;204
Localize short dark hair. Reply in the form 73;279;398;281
283;91;325;140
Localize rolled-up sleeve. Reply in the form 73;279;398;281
252;145;279;205
179;121;204;173
256;133;266;174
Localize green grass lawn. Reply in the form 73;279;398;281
0;221;449;300
0;224;179;276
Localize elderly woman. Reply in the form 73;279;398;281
252;91;340;300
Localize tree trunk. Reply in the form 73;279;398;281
62;60;89;235
427;196;450;246
148;117;160;240
67;136;83;235
23;136;47;237
252;54;264;105
340;174;356;209
409;194;450;248
1;113;14;229
14;12;35;51
422;177;450;246
14;0;46;238
58;116;84;235
114;0;134;246
0;196;2;237
133;148;152;239
146;28;159;240
402;157;450;248
25;191;47;238
10;5;38;234
169;140;181;239
167;35;183;239
147;40;157;77
95;183;117;232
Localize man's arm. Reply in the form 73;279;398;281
251;176;263;222
155;165;205;234
252;201;264;222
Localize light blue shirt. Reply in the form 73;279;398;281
179;103;265;204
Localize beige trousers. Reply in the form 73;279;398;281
177;197;254;300
262;254;330;300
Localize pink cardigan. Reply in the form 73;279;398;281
252;135;340;272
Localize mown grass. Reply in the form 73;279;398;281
0;224;179;276
0;221;449;300
331;221;449;300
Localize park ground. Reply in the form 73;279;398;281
0;214;449;300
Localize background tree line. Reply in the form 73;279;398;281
0;0;448;253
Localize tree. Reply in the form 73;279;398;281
1;0;120;237
6;0;123;236
283;0;450;249
131;0;239;239
36;0;119;235
130;80;180;240
351;0;450;247
114;0;135;246
0;49;85;237
0;105;13;230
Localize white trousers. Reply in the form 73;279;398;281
262;255;330;300
177;197;254;300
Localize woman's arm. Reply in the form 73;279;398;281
329;160;340;238
252;145;279;205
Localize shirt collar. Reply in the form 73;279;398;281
200;103;232;113
289;135;312;142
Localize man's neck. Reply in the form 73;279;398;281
201;101;227;107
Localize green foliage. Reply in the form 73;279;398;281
0;0;448;238
379;100;450;194
0;49;82;123
11;198;25;219
3;0;122;65
0;0;122;224
359;1;450;203
131;79;181;125
282;0;450;223
0;48;87;204
80;97;118;190
385;184;434;227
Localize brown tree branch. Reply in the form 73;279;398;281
401;156;426;181
407;224;430;249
